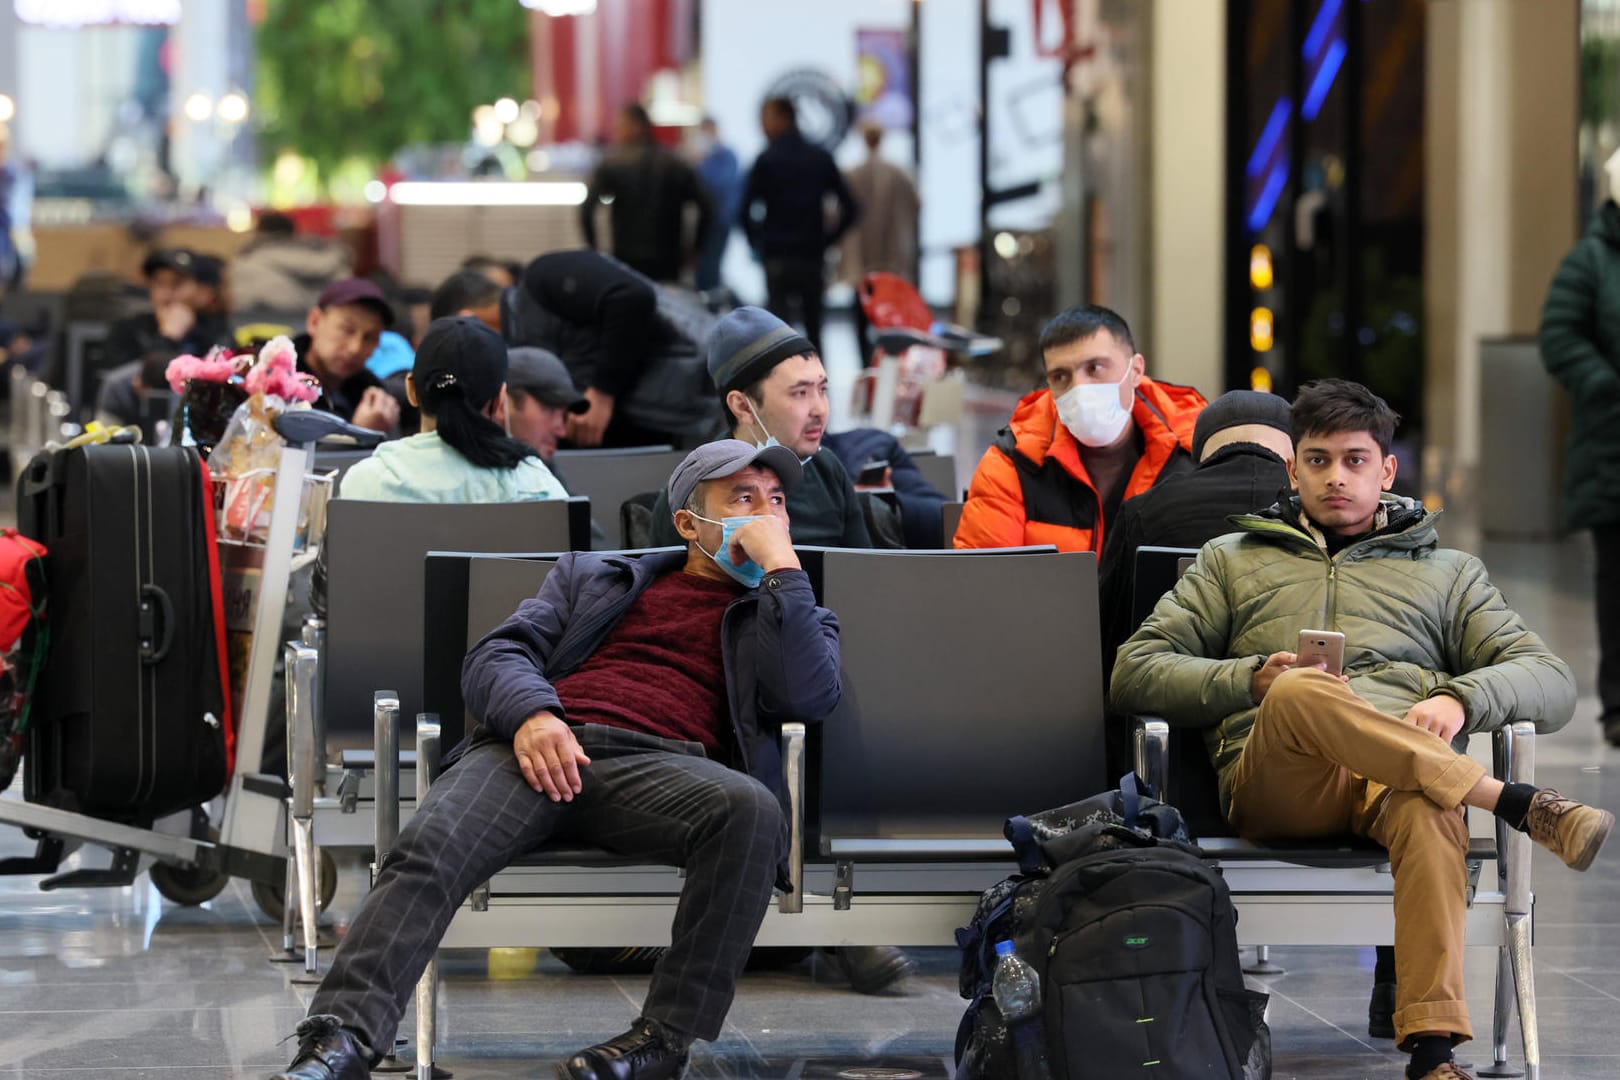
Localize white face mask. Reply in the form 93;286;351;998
1054;374;1133;448
747;401;813;465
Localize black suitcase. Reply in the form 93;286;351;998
18;443;230;821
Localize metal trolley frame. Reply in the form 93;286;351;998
0;405;374;923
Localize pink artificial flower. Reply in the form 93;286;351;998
244;335;320;404
165;347;239;393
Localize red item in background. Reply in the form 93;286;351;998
860;272;934;331
197;462;237;777
0;531;46;651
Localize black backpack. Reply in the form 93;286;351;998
955;782;1271;1080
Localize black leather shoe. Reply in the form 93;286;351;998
268;1015;373;1080
1368;980;1397;1040
825;945;916;994
556;1018;690;1080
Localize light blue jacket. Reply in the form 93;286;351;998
339;431;565;504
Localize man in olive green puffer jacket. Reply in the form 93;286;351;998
1112;380;1613;1080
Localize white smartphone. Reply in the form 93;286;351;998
1296;629;1346;677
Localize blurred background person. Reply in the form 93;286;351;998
741;96;859;357
581;103;711;285
841;122;919;358
229;211;352;321
690;116;742;294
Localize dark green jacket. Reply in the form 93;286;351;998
1540;200;1620;529
648;447;872;549
1110;496;1575;814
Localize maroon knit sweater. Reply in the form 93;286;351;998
551;570;742;752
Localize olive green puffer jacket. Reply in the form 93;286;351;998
1110;496;1576;814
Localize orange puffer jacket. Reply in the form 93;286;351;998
954;377;1206;553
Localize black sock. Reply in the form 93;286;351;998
1374;944;1396;984
1406;1034;1452;1078
1496;782;1539;833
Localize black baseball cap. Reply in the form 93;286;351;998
507;346;588;414
412;316;508;409
191;254;224;288
142;248;197;279
316;277;396;327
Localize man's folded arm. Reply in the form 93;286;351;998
1442;554;1578;737
752;569;842;723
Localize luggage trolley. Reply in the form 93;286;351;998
0;409;380;924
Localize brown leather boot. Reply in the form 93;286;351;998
1523;788;1615;871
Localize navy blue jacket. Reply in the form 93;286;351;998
741;131;859;259
824;428;948;549
461;550;843;822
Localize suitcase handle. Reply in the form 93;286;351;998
138;584;175;664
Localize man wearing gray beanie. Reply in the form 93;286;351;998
645;306;872;550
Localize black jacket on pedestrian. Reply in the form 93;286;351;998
823;428;947;549
741;131;859;260
1097;442;1293;676
104;310;231;370
582;142;713;284
507;250;663;402
460;550;843;830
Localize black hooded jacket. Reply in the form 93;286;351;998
1097;442;1293;677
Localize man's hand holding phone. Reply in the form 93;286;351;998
1251;630;1352;704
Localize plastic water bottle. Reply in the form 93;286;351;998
992;939;1053;1080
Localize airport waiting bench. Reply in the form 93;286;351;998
329;544;1108;1074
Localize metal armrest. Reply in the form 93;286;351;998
300;616;326;792
285;642;320;821
372;692;400;886
778;722;806;914
417;713;443;792
1132;716;1170;801
1493;721;1535;917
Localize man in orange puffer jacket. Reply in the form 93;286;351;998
955;305;1206;553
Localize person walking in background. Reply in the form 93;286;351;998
1540;147;1620;747
229;211;352;318
581;104;712;285
741;97;859;357
690;117;742;293
840;122;919;357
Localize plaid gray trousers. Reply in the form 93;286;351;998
309;723;788;1052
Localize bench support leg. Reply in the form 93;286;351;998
268;855;302;963
1479;945;1523;1077
415;960;438;1080
1244;944;1284;975
289;817;322;984
1507;912;1538;1080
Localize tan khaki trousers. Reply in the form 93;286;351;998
1227;667;1487;1048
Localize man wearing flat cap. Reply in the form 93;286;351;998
271;441;843;1080
505;345;591;464
647;306;870;549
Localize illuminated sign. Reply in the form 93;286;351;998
15;0;181;27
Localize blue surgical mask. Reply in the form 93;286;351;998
747;402;814;465
689;512;767;588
